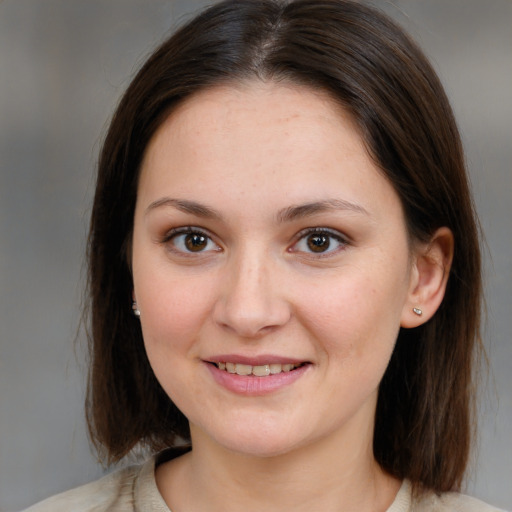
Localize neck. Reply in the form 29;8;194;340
157;422;400;512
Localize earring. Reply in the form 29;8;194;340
412;307;422;316
132;300;141;317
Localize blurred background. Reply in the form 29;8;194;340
0;1;510;510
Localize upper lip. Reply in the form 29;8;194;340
205;354;309;366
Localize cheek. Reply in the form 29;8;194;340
294;266;407;360
136;270;217;355
136;274;217;410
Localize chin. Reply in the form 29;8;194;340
224;437;301;459
195;420;310;459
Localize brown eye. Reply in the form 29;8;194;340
166;229;219;254
291;228;348;256
307;234;330;252
184;233;208;252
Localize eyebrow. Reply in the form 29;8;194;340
145;197;369;222
277;199;369;223
145;198;222;220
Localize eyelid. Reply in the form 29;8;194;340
289;227;350;255
295;226;349;240
161;226;222;253
161;226;207;242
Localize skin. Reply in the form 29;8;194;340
131;82;453;512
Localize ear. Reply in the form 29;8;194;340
400;227;454;328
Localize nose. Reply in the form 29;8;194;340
212;250;291;338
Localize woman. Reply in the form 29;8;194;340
25;1;504;511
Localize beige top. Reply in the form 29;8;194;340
24;452;505;512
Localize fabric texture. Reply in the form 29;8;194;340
23;451;505;512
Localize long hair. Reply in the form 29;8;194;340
87;0;482;493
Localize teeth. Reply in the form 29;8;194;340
269;364;282;374
215;362;302;377
252;364;271;377
235;363;252;376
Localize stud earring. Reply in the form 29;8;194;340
132;300;141;317
412;307;422;316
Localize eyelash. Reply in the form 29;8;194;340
160;226;349;257
161;227;220;255
290;227;349;257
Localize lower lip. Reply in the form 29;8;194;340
205;362;310;396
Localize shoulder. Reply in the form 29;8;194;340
22;459;157;512
22;465;140;512
414;488;507;512
22;447;187;512
390;480;506;512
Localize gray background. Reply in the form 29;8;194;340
0;1;510;510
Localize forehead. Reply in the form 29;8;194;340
140;81;370;182
140;82;405;212
168;80;347;123
136;81;407;243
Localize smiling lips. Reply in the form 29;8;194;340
214;361;305;377
206;357;311;395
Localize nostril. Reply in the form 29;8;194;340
213;303;291;338
211;260;292;337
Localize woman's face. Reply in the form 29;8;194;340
132;83;417;457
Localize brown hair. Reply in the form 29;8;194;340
87;0;482;493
